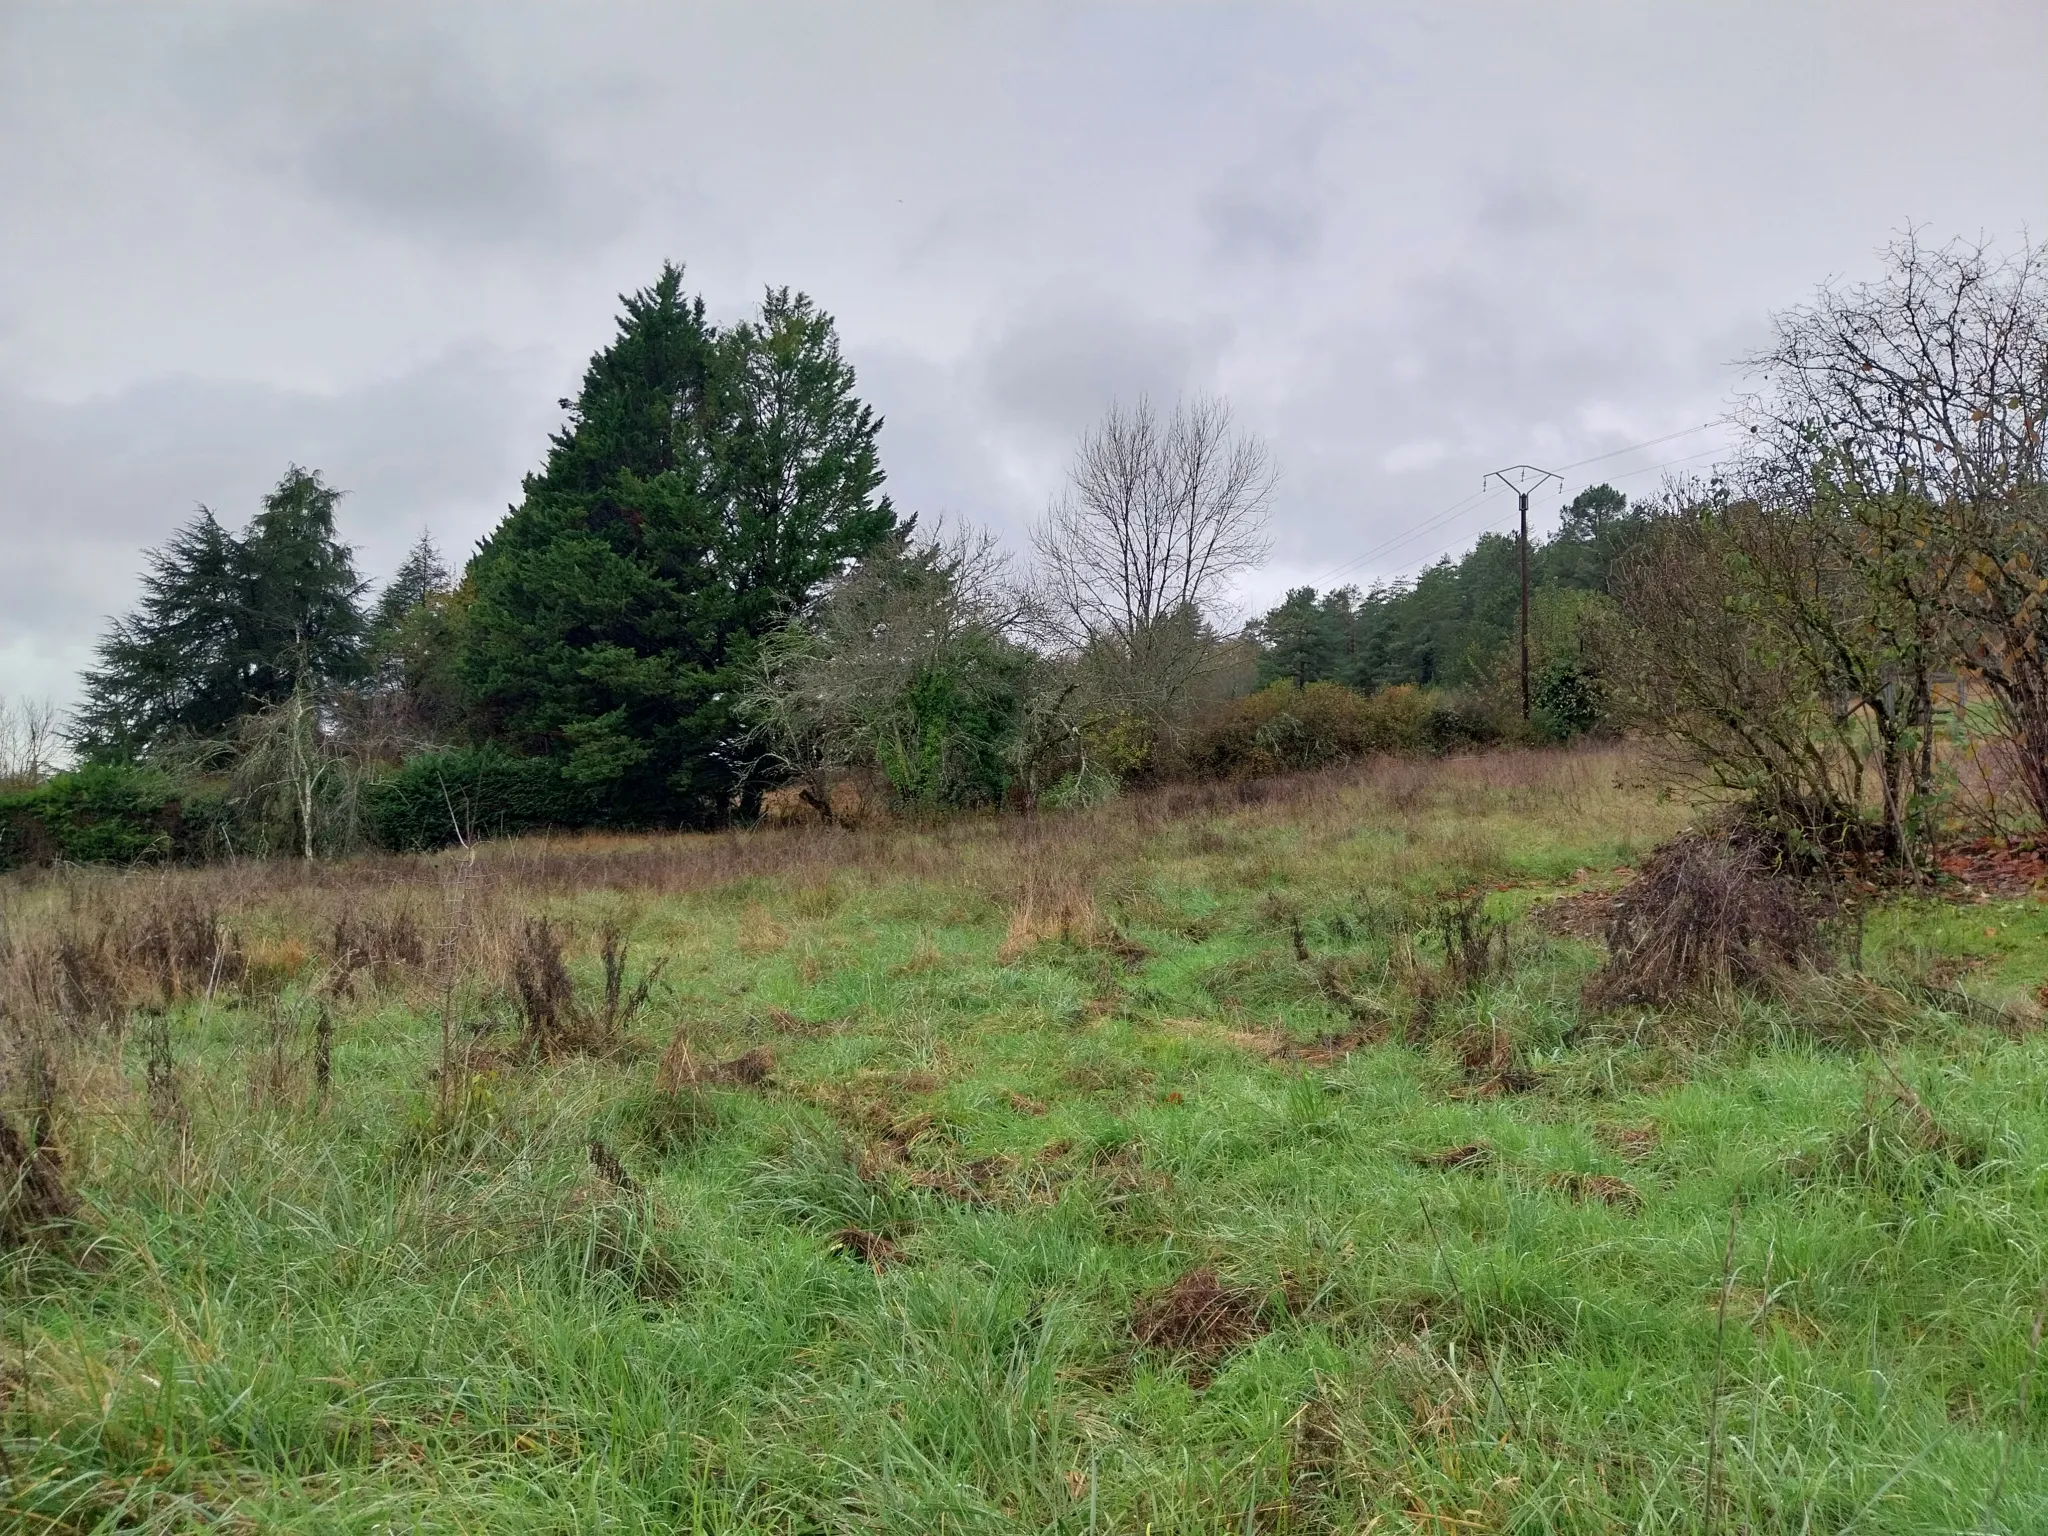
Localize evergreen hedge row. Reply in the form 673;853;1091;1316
0;764;231;870
364;747;599;851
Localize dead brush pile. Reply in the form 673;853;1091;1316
1587;827;1835;1008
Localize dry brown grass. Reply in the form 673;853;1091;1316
0;744;1665;1042
997;884;1103;963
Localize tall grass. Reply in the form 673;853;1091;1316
1;743;2043;1531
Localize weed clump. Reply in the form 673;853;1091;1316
327;907;426;994
1800;1072;1989;1197
133;892;246;1003
512;917;578;1057
1432;896;1510;990
509;916;664;1059
0;1110;74;1250
1588;828;1832;1008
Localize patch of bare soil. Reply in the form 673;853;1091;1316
830;1226;901;1268
1593;1121;1661;1161
1130;1266;1269;1385
694;1048;777;1087
1533;887;1627;943
1275;1020;1386;1067
1448;1028;1539;1097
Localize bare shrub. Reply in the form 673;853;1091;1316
1745;232;2048;834
597;919;666;1039
1588;829;1834;1008
1603;500;1887;860
511;917;580;1059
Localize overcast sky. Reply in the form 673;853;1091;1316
4;1;2044;710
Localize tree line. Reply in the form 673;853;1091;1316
14;264;1280;858
9;231;2045;868
1248;482;1646;741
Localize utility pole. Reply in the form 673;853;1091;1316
1482;464;1561;720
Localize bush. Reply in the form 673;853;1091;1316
1532;658;1606;742
0;764;230;870
366;748;599;851
1422;691;1512;752
1186;682;1432;779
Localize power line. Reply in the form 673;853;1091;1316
1310;487;1502;586
1553;419;1724;473
1354;439;1740;590
1310;419;1726;589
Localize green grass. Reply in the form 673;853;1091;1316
4;747;2045;1532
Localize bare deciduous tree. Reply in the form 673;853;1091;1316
1742;230;2048;834
1028;397;1273;755
1030;395;1274;651
0;697;62;788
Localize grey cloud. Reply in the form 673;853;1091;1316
1203;183;1321;265
175;12;631;248
1474;174;1584;238
1202;114;1333;265
976;298;1234;443
4;1;2047;703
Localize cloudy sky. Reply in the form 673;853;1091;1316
3;1;2044;710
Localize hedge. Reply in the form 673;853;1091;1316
365;747;599;851
0;764;231;870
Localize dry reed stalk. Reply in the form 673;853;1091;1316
653;1021;699;1097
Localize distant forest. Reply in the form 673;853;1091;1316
1250;484;1646;692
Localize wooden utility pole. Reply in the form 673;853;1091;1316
1482;465;1561;720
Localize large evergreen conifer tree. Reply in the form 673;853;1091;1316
461;264;896;823
75;467;366;758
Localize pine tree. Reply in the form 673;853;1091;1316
1256;588;1335;687
372;531;451;640
236;467;369;704
74;468;367;758
461;265;897;824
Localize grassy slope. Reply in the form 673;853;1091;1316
5;747;2046;1533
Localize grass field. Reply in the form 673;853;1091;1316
4;745;2047;1533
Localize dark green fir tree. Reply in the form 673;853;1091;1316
460;264;896;824
74;467;367;758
